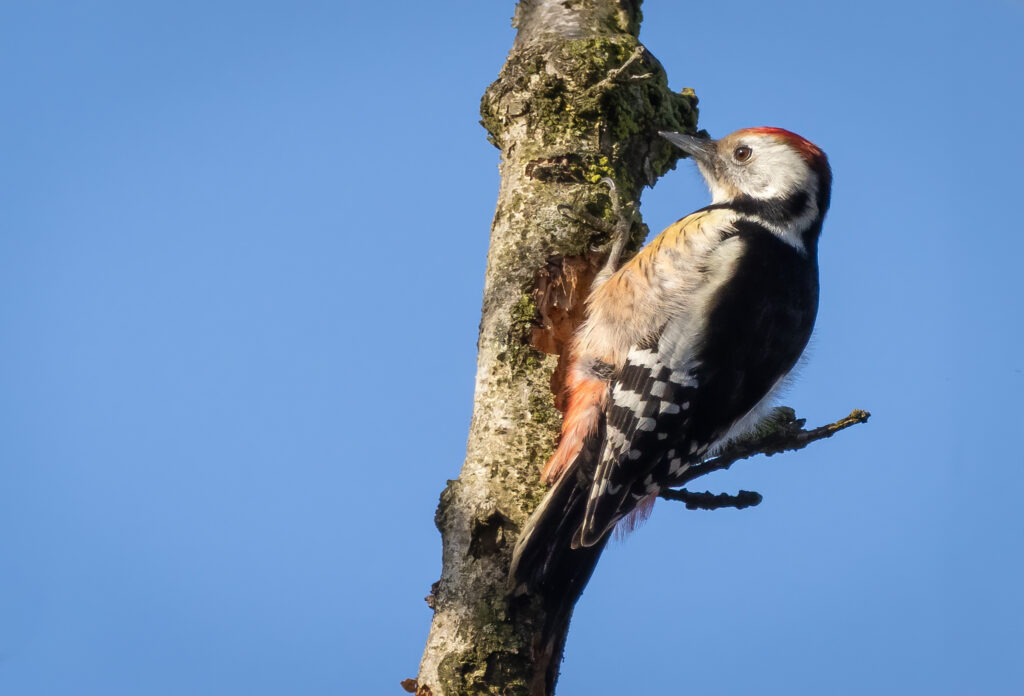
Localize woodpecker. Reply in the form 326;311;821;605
509;127;832;600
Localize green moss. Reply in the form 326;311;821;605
528;388;558;427
482;37;644;149
434;590;542;696
583;153;614;184
559;36;632;82
437;641;531;696
503;293;544;375
550;37;636;144
528;75;583;144
510;292;536;326
480;33;702;186
527;388;559;480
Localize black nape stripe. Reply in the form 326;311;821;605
705;190;810;225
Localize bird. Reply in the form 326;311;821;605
508;127;832;604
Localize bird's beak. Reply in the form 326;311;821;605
659;131;716;164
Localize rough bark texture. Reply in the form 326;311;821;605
414;2;699;695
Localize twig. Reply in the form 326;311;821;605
659;408;870;501
586;46;653;94
659;489;763;510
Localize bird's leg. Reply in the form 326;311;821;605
592;178;634;290
555;178;635;289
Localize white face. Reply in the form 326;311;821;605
699;132;818;204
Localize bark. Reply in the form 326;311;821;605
413;2;699;694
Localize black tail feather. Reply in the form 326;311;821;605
508;464;600;596
508;418;608;597
508;428;611;682
506;426;611;693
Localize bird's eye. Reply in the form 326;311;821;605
733;146;752;162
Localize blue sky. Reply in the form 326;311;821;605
1;1;1021;694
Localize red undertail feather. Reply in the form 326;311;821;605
613;493;657;541
541;371;606;484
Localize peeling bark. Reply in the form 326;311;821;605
414;2;699;694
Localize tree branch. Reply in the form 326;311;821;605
659;408;870;496
659;488;763;510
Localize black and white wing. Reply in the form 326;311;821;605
576;224;819;547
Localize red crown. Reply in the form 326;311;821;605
740;127;828;168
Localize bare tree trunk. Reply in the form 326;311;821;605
412;2;699;694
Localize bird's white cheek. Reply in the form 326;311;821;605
754;158;808;199
708;181;733;204
738;168;781;198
